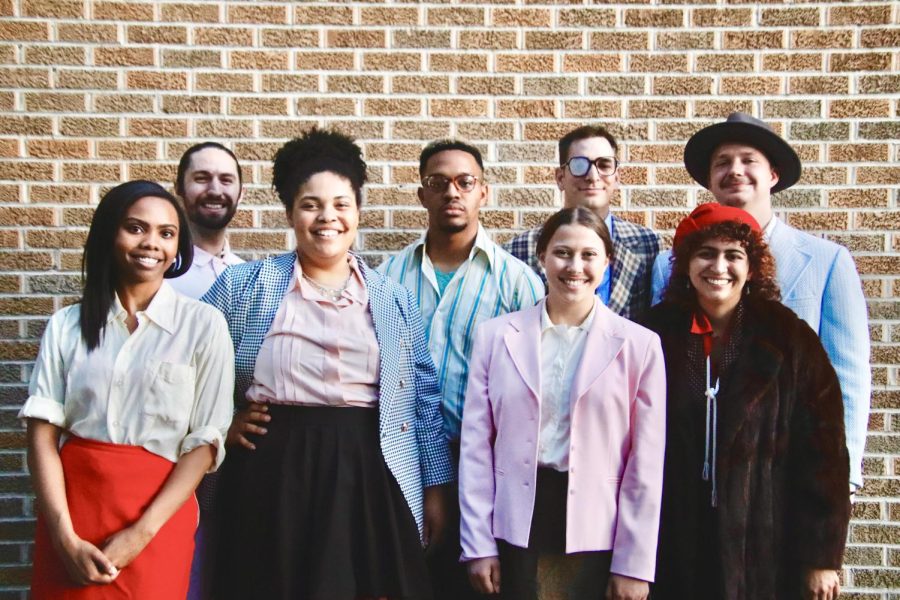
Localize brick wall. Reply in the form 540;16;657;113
0;0;897;596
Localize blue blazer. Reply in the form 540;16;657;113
202;252;454;532
650;217;871;488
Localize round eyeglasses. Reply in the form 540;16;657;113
421;174;480;193
564;156;619;178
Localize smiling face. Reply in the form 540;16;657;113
180;147;242;231
418;149;487;237
540;223;609;308
114;196;180;286
708;143;779;215
688;237;750;318
556;136;620;217
288;171;359;269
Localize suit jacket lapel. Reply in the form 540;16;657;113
571;302;625;403
503;303;542;402
608;240;639;316
768;219;811;300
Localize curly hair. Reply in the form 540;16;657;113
272;128;367;210
664;220;780;310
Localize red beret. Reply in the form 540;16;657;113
673;203;761;249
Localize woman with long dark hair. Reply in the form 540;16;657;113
205;129;453;599
646;204;850;600
22;180;234;598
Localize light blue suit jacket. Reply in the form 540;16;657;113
651;218;871;488
201;252;454;533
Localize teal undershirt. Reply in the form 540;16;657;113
434;268;455;296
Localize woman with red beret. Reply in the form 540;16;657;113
646;204;850;600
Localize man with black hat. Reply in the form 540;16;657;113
651;112;870;494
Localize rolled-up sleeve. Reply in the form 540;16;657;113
19;311;67;427
181;310;235;471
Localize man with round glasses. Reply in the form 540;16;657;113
505;125;660;321
379;139;543;600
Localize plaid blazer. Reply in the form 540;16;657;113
201;252;454;533
504;214;660;321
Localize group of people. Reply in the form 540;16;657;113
20;112;867;600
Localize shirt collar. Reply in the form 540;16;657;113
540;296;597;333
108;281;178;334
192;240;234;266
417;223;496;272
762;215;778;242
290;254;367;305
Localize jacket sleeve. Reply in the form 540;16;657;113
407;288;454;488
788;321;851;569
200;266;235;325
458;324;499;561
610;333;667;582
650;250;672;307
819;247;871;490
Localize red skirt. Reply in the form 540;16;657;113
31;437;198;599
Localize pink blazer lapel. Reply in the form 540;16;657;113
502;302;543;402
571;302;625;403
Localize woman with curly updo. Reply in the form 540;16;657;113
646;204;850;600
205;129;452;599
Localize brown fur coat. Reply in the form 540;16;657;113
646;298;850;600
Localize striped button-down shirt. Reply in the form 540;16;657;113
378;225;544;440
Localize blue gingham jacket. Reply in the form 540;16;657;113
201;252;454;533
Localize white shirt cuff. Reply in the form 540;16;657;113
18;396;65;427
180;426;226;472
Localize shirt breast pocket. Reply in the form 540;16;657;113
143;361;195;426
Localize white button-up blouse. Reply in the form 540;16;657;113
19;282;235;470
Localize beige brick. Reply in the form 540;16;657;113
861;28;900;49
359;209;386;230
456;122;516;141
830;190;890;209
232;50;289;70
161;95;221;115
762;53;822;72
628;144;683;164
431;52;488;73
392;75;448;95
562;100;622;119
57;23;117;43
126;71;187;91
858;75;900;95
830;53;892;73
326;75;383;95
25;92;85;112
497;188;555;208
0;250;50;270
630;53;688;73
562;53;623;73
430;99;488;118
558;8;615;28
523;168;555;186
261;29;318;49
364;98;421;117
195;118;253;139
427;7;484;26
696;53;755;73
231;232;288;251
625;8;683;28
655;167;692;185
96;140;156;161
657;31;715;50
391;120;451;141
364;232;421;252
789;76;848;95
227;5;286;25
26;229;86;249
392;29;451;49
361;7;418;26
522;122;581;142
492;8;550;28
30;184;89;204
93;1;153;21
0;139;18;158
58;69;118;90
61;162;119;182
830;99;891;119
496;53;554;73
692;8;751;27
127;118;188;138
27;139;88;159
620;166;651;186
60;116;118;137
628;100;685;119
195;27;254;47
787;211;849;232
0;21;48;41
391;209;428;230
95;47;155;67
0;208;53;227
457;76;515;96
298;51;355;71
630;189;689;208
259;73;317;93
792;29;854;49
0;68;50;89
724;30;784;49
760;7;819;27
22;0;82;18
590;32;649;51
364;142;420;162
798;166;846;186
459;30;517;50
654;76;713;95
196;72;253;93
858;167;900;186
829;5;892;26
24;45;84;66
763;100;821;119
328;29;385;49
298;97;357;116
295;5;353;26
496;143;553;163
0;116;53;136
523;76;578;96
496;100;555;119
525;31;583;51
587;76;646;96
0;230;21;248
362;52;419;72
721;76;782;95
367;188;418;206
127;25;187;45
161;3;219;22
257;120;319;140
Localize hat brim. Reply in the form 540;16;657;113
684;121;801;194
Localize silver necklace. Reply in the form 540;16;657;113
303;272;351;302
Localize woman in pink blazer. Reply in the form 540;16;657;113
459;207;666;600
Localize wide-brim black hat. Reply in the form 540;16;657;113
684;112;801;194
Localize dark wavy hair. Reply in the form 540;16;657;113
81;180;193;351
664;221;780;310
536;207;614;263
558;125;618;164
272;128;367;210
418;139;484;177
174;141;242;197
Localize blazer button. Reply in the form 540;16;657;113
400;422;409;432
399;379;406;388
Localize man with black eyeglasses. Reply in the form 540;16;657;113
379;139;543;600
505;125;660;322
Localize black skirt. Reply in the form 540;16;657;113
214;405;431;600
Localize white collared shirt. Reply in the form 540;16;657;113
538;298;596;471
19;282;235;470
168;242;244;300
